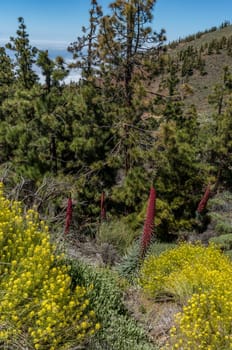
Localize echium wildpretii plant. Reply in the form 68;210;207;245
65;197;73;234
140;187;156;257
100;191;106;221
197;184;211;214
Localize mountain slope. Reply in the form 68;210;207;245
151;23;232;115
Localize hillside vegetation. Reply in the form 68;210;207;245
151;22;232;115
1;1;232;348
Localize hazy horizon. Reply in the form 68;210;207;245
1;0;232;57
1;0;232;83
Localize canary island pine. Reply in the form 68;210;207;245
0;183;98;349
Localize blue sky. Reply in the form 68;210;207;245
0;0;231;56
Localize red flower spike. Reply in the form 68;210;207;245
100;191;106;221
65;197;73;234
197;185;211;214
141;187;156;257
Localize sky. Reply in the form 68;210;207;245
0;0;232;58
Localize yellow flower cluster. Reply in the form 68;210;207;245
166;269;232;349
139;241;232;349
0;183;98;349
139;242;230;302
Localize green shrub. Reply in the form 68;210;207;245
208;192;232;235
208;191;232;212
116;241;177;285
86;313;156;350
116;240;141;283
69;260;125;318
225;249;232;259
147;241;177;257
68;260;155;350
97;219;138;254
215;220;232;234
209;233;232;251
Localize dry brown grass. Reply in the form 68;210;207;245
124;287;181;348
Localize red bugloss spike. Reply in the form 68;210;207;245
141;187;156;256
65;197;73;234
197;185;211;213
100;191;106;221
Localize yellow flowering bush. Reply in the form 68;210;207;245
139;242;231;303
165;270;232;349
139;241;232;349
0;183;98;349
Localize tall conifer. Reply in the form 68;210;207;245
6;17;38;89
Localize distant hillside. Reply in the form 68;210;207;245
151;23;232;116
170;22;232;51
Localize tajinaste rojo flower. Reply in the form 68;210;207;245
197;184;211;214
100;191;106;221
65;197;73;234
141;187;156;258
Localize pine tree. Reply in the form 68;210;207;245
0;47;15;104
208;84;225;115
206;95;232;188
0;47;15;87
98;0;165;106
96;0;165;175
37;50;55;91
166;57;179;96
6;17;38;89
153;103;208;237
68;0;103;79
51;56;69;85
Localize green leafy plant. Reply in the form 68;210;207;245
116;240;141;283
147;241;177;257
68;259;155;350
97;219;138;255
209;233;232;251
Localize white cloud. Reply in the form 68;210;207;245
1;37;81;83
0;38;9;45
31;39;68;50
35;64;81;84
0;37;68;49
0;37;70;57
65;69;82;83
